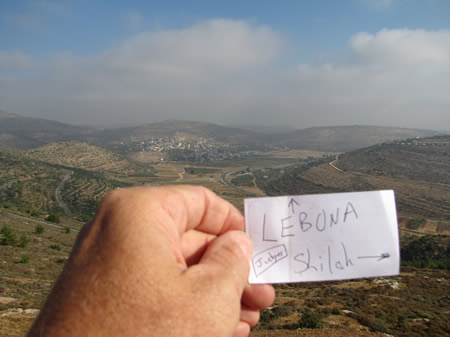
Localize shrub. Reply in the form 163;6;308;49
272;305;295;318
30;210;41;217
46;214;60;224
407;218;424;230
18;234;28;248
331;307;341;315
20;254;30;264
1;224;17;246
64;226;71;234
298;310;324;329
34;223;44;234
259;309;276;324
357;313;389;333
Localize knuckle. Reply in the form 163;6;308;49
99;188;126;209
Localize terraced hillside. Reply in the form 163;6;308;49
24;141;155;177
256;136;450;221
0;151;130;221
252;136;450;337
59;170;130;221
336;136;449;184
0;151;64;214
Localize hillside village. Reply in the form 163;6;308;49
114;134;256;162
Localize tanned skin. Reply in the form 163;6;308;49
27;185;275;337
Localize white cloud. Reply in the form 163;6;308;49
105;19;284;73
0;22;449;131
289;29;450;128
0;50;33;69
351;29;450;67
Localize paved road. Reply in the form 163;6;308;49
219;171;259;197
5;212;80;233
329;154;344;172
55;170;73;216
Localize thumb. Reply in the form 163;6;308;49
196;231;252;287
183;231;253;334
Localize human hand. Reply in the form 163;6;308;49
28;185;275;337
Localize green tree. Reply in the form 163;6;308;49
18;234;28;248
1;224;17;246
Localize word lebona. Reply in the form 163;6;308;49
261;201;358;242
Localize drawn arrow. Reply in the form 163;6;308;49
357;253;390;261
288;198;299;214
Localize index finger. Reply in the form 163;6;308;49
151;185;245;236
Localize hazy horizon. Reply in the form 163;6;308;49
1;1;449;131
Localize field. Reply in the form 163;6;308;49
1;141;449;337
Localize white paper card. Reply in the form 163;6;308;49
245;190;399;284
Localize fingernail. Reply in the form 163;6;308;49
178;263;187;272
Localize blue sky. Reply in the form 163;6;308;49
1;0;449;130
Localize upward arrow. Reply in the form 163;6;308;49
288;198;299;214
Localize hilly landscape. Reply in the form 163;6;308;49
268;125;442;152
0;114;449;337
0;112;99;150
0;113;443;154
0;150;130;222
256;135;450;221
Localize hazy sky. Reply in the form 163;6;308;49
1;0;449;131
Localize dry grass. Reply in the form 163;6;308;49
0;211;81;337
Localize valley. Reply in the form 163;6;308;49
0;115;449;337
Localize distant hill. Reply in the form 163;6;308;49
225;124;298;134
270;125;443;152
98;121;446;154
101;119;266;145
336;135;450;185
0;112;100;149
0;113;445;153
